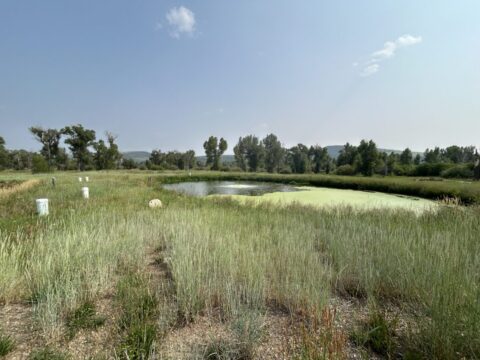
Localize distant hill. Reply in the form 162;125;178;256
122;151;150;162
325;145;421;158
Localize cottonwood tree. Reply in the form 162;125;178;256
337;143;358;167
309;145;330;173
181;150;196;170
93;133;122;170
233;137;247;171
203;136;227;170
62;124;96;171
234;135;265;172
399;148;413;165
29;127;63;168
424;147;441;164
414;154;422;165
357;140;379;176
148;149;195;170
0;136;9;170
9;149;33;170
288;144;311;173
474;150;480;181
263;133;284;173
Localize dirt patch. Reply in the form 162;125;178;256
0;303;42;360
63;295;120;359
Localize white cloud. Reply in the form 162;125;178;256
397;34;422;47
358;34;422;76
371;41;397;60
360;64;380;77
166;6;196;38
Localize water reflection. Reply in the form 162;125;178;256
162;181;299;196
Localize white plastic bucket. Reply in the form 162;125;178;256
36;198;49;216
78;177;83;182
85;176;89;182
82;187;89;199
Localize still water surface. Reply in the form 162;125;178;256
162;181;298;196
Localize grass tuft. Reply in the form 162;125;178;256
0;332;15;356
351;310;397;357
66;301;106;338
116;272;159;359
197;337;250;360
29;347;69;360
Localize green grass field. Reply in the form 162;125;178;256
0;170;479;359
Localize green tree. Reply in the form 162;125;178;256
461;146;476;163
234;135;265;172
29;127;63;168
233;137;247;171
399;148;413;165
181;150;196;170
8;149;33;170
386;153;397;175
217;138;228;170
263;134;284;173
288;144;311;173
55;148;70;170
414;154;421;165
149;149;165;167
0;136;9;170
62;124;96;171
309;145;330;173
357;140;378;176
203;136;227;170
244;135;264;172
424;147;441;164
337;143;358;167
474;150;480;181
93;140;108;170
105;132;122;169
31;154;50;173
122;158;138;169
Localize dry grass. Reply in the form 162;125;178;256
0;179;40;198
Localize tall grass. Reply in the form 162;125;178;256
0;171;478;358
154;196;480;358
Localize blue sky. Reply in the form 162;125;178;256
1;1;479;154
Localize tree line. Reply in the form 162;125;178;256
0;125;122;172
1;126;479;180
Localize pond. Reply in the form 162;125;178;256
163;181;437;213
162;181;298;196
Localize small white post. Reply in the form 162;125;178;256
82;187;89;199
78;177;83;182
85;176;89;182
36;199;49;216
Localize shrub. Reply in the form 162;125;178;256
31;154;51;173
122;158;138;169
335;164;356;176
440;164;473;179
412;163;452;177
392;164;414;176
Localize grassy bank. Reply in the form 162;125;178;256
0;171;479;358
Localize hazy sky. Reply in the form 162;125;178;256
1;1;479;154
